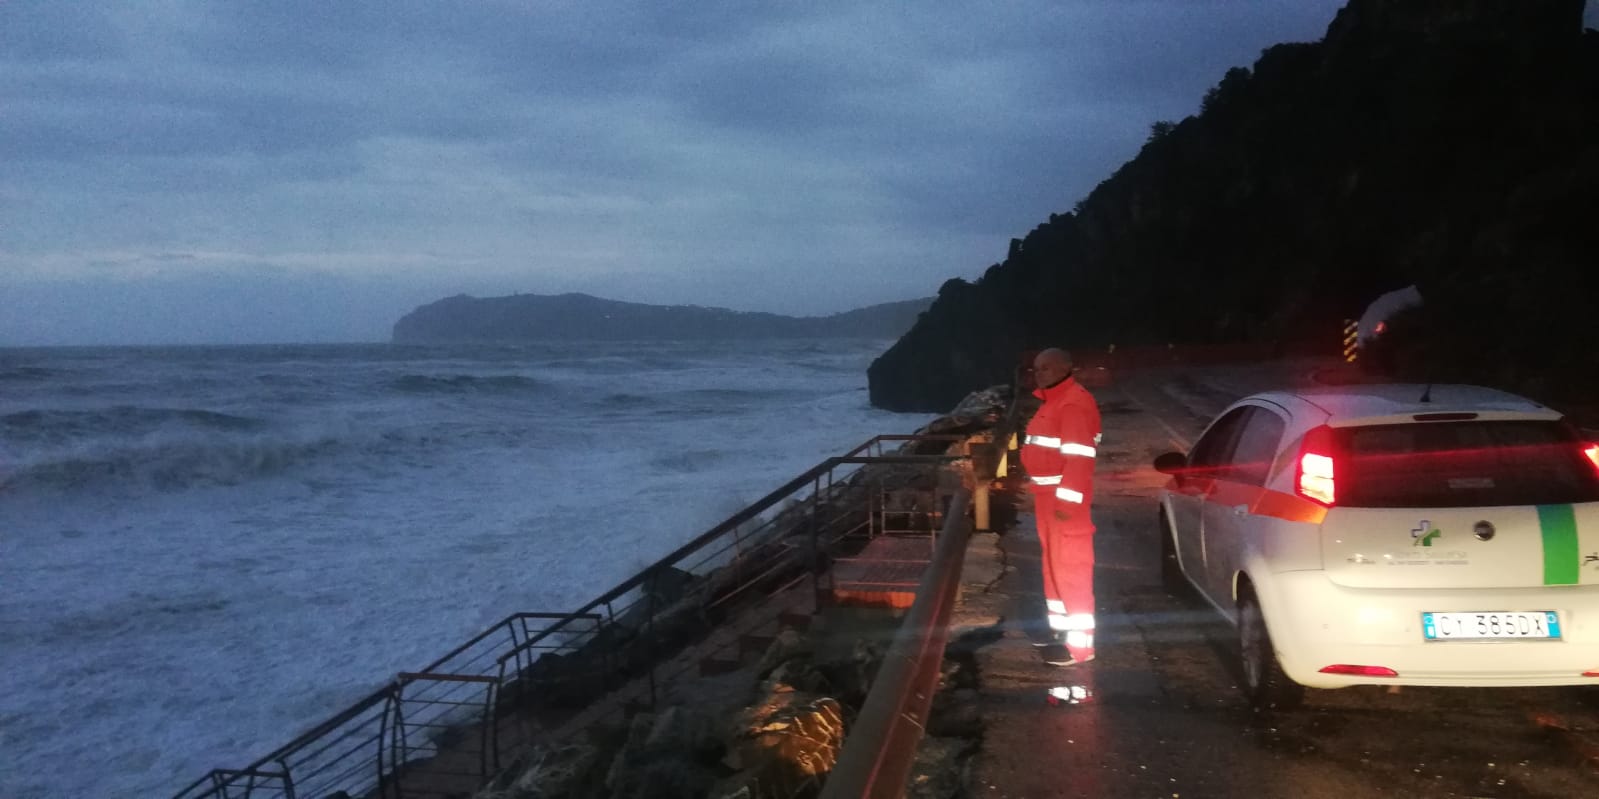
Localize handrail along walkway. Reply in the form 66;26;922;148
173;432;971;799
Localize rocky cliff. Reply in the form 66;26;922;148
391;293;931;343
869;0;1598;412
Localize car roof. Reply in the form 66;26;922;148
1248;383;1560;425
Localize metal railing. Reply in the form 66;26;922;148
172;612;600;799
173;433;969;799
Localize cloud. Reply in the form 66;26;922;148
2;0;1358;344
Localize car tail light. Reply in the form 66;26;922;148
1295;425;1337;506
1318;664;1398;677
1583;669;1599;677
1583;443;1599;474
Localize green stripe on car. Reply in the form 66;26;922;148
1538;504;1580;586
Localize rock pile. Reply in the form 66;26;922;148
474;616;886;799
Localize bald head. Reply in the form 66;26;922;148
1033;348;1074;388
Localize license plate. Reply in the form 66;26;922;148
1422;611;1561;640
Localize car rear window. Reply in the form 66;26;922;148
1335;420;1599;508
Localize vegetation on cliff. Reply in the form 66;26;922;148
869;0;1599;412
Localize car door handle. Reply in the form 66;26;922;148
1232;504;1249;516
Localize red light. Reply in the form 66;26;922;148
1583;444;1599;473
1374;321;1387;335
1318;664;1398;677
1583;669;1599;677
1295;426;1337;506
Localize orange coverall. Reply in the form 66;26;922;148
1019;374;1102;662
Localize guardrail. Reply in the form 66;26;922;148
820;491;972;799
173;433;970;799
821;396;1018;798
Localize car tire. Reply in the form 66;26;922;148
1159;510;1187;595
1238;586;1304;713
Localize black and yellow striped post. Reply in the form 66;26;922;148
1343;319;1359;363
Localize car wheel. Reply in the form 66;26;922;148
1159;510;1187;594
1238;586;1304;713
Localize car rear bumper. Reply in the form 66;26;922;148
1257;570;1599;689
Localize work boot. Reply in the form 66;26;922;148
1025;619;1057;647
1040;643;1073;666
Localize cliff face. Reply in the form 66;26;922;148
390;293;931;343
869;0;1599;412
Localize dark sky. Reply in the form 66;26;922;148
4;1;1590;345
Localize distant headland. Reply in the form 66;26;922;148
390;292;933;344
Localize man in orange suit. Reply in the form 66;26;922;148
1019;348;1102;666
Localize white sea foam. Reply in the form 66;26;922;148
0;339;926;798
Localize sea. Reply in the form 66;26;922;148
0;339;926;799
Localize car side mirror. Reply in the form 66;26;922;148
1152;451;1187;475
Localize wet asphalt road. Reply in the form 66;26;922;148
955;360;1599;799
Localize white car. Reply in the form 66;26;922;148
1153;383;1599;710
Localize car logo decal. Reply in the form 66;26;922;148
1411;520;1441;547
1473;521;1495;542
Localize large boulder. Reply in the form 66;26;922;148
715;687;847;799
